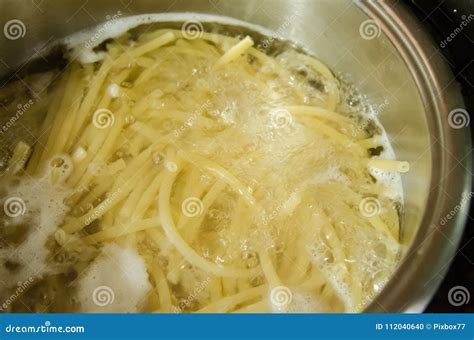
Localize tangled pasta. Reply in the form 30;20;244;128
0;26;408;313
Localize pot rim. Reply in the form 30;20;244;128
357;0;472;313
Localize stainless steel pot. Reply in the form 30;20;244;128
0;0;471;312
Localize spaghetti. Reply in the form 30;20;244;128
0;27;408;313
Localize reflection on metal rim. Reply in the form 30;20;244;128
357;0;472;313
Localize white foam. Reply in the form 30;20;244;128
76;243;151;313
0;173;72;294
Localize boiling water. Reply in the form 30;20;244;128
0;14;403;313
